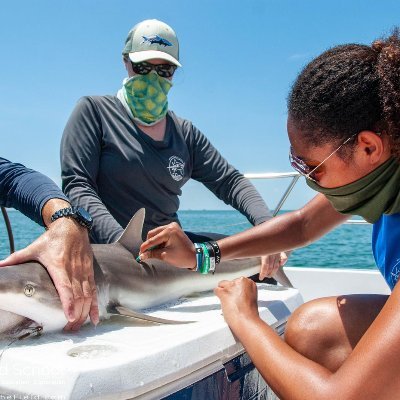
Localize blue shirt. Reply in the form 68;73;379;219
0;157;68;226
372;213;400;290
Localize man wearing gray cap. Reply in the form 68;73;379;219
61;19;286;279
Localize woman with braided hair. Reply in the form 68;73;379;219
139;29;400;398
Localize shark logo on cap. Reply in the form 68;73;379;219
142;35;173;47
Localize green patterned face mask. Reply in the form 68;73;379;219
306;158;400;223
123;71;172;126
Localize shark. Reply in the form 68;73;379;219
0;209;292;338
141;35;173;47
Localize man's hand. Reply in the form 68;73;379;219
0;199;99;331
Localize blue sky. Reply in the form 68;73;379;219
1;0;399;211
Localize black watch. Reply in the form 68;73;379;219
50;206;93;230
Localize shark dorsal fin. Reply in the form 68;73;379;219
116;208;145;254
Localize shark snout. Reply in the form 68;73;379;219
0;262;64;333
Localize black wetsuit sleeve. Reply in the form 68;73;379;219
0;157;68;226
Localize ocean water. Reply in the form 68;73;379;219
0;209;376;269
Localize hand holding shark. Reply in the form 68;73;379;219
0;214;99;331
0;208;283;337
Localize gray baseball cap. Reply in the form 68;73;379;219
123;19;181;67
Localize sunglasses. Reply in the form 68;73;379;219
289;133;359;182
130;61;177;78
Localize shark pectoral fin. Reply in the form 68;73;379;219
111;305;194;325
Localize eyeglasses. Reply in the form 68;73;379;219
289;133;358;182
130;61;177;78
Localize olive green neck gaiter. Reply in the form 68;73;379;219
306;158;400;223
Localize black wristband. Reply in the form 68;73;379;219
208;241;221;264
50;206;93;230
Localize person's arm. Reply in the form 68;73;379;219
0;157;69;225
138;194;349;266
61;97;124;244
0;158;98;329
217;193;348;260
188;125;288;277
214;276;400;400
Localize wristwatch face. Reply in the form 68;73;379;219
76;207;93;225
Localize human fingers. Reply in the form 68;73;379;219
215;277;255;297
235;277;258;303
280;251;289;267
63;276;84;331
259;255;274;280
141;247;167;261
0;246;36;267
145;223;179;239
31;234;78;323
79;252;99;326
140;231;170;255
139;227;195;267
51;269;76;323
88;274;99;325
140;223;184;254
217;280;233;289
70;279;93;331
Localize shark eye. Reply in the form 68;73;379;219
24;284;35;297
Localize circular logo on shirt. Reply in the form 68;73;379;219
168;156;185;181
390;258;400;288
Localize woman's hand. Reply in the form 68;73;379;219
139;222;197;268
214;277;260;330
260;252;289;280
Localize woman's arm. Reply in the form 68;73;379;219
61;97;124;243
139;193;348;266
219;193;348;259
185;124;290;276
215;277;400;400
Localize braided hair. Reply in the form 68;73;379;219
288;28;400;160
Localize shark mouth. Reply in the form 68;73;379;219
0;310;42;340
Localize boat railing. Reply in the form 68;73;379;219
244;171;368;225
0;172;368;255
244;172;301;217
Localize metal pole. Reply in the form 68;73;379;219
1;206;15;254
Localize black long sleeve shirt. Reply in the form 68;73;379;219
61;96;271;243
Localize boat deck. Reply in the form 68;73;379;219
0;283;302;399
